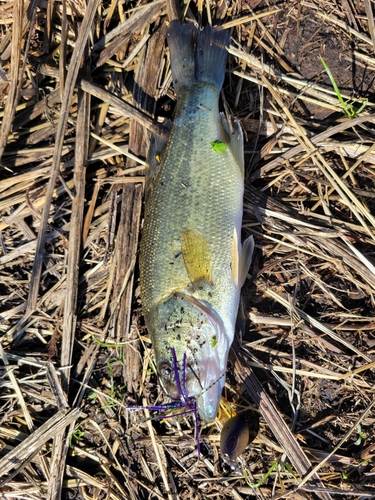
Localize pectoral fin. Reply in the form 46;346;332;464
232;227;240;286
181;229;213;285
239;235;254;287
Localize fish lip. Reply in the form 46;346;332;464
196;379;223;422
194;350;227;422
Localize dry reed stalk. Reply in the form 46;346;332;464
26;0;101;314
0;0;374;498
36;65;169;138
0;1;25;160
230;345;334;500
0;408;82;482
46;43;92;500
95;1;166;68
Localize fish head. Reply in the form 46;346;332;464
149;292;229;422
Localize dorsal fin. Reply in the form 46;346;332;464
220;113;244;176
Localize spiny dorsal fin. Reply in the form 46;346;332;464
220;113;244;176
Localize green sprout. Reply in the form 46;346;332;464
242;460;279;488
283;462;298;481
101;356;125;409
354;423;367;446
53;50;60;64
92;335;124;348
341;458;370;481
241;459;298;489
91;335;125;408
143;365;156;376
210;140;227;152
70;428;85;447
320;56;367;118
88;391;98;402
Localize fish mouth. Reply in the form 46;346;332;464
158;350;227;422
195;355;226;422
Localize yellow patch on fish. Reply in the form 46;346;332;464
181;228;213;285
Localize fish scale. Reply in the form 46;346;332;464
142;85;242;315
140;22;253;422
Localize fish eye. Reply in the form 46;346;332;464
159;362;173;379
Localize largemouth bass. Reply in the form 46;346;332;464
140;21;253;422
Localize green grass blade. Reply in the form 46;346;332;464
320;56;351;117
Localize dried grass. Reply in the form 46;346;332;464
0;0;375;499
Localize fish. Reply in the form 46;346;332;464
139;21;254;422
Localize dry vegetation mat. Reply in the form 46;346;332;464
0;0;375;498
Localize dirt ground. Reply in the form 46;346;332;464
0;0;375;499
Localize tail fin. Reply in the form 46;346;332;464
166;21;229;92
